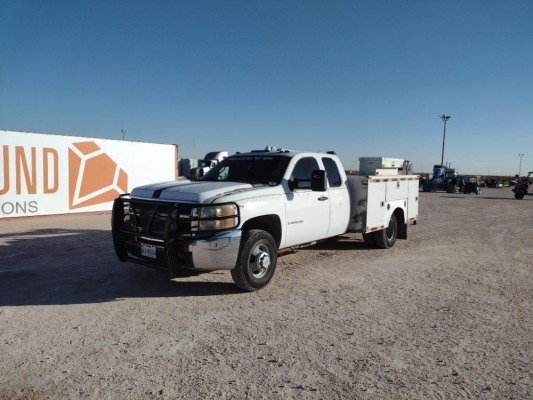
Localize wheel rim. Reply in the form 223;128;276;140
386;221;395;241
249;243;271;279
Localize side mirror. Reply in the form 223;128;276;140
311;170;327;192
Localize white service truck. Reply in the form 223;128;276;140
112;147;419;291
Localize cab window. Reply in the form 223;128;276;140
322;157;341;187
290;157;320;189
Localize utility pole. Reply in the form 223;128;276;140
121;129;127;141
439;114;451;166
518;153;524;176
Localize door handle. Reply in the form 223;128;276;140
318;196;328;201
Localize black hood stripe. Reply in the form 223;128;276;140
152;182;188;199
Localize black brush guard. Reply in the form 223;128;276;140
112;194;198;275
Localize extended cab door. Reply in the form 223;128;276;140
321;156;350;237
283;156;329;247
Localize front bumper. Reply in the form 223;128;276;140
186;230;241;270
112;196;241;275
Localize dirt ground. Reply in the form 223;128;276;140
0;188;532;399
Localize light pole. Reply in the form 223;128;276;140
439;114;451;166
518;153;524;176
121;129;127;141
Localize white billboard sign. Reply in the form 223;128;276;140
1;130;178;218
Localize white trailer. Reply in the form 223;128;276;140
1;130;178;218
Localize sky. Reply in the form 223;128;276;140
1;0;532;175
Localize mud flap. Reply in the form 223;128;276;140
362;232;376;247
398;223;408;240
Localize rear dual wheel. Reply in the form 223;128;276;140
374;213;398;249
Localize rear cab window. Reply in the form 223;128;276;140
321;157;342;187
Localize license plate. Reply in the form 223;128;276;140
141;243;157;258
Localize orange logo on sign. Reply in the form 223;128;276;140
68;141;128;209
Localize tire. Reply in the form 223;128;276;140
111;230;128;261
514;191;525;200
231;229;277;291
374;213;398;249
111;201;128;262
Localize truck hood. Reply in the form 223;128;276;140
130;181;262;203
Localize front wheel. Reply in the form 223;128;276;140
111;199;128;261
231;229;277;291
374;213;398;249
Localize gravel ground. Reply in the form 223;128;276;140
0;188;532;399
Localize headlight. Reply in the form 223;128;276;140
191;204;239;232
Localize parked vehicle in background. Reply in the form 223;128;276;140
422;165;457;192
188;151;228;180
512;172;532;200
463;176;481;195
112;147;419;291
486;179;503;188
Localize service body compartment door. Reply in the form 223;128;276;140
385;178;409;202
366;179;388;231
407;178;419;221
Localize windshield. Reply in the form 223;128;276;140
198;160;212;168
201;155;291;184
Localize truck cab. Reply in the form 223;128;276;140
422;164;457;192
